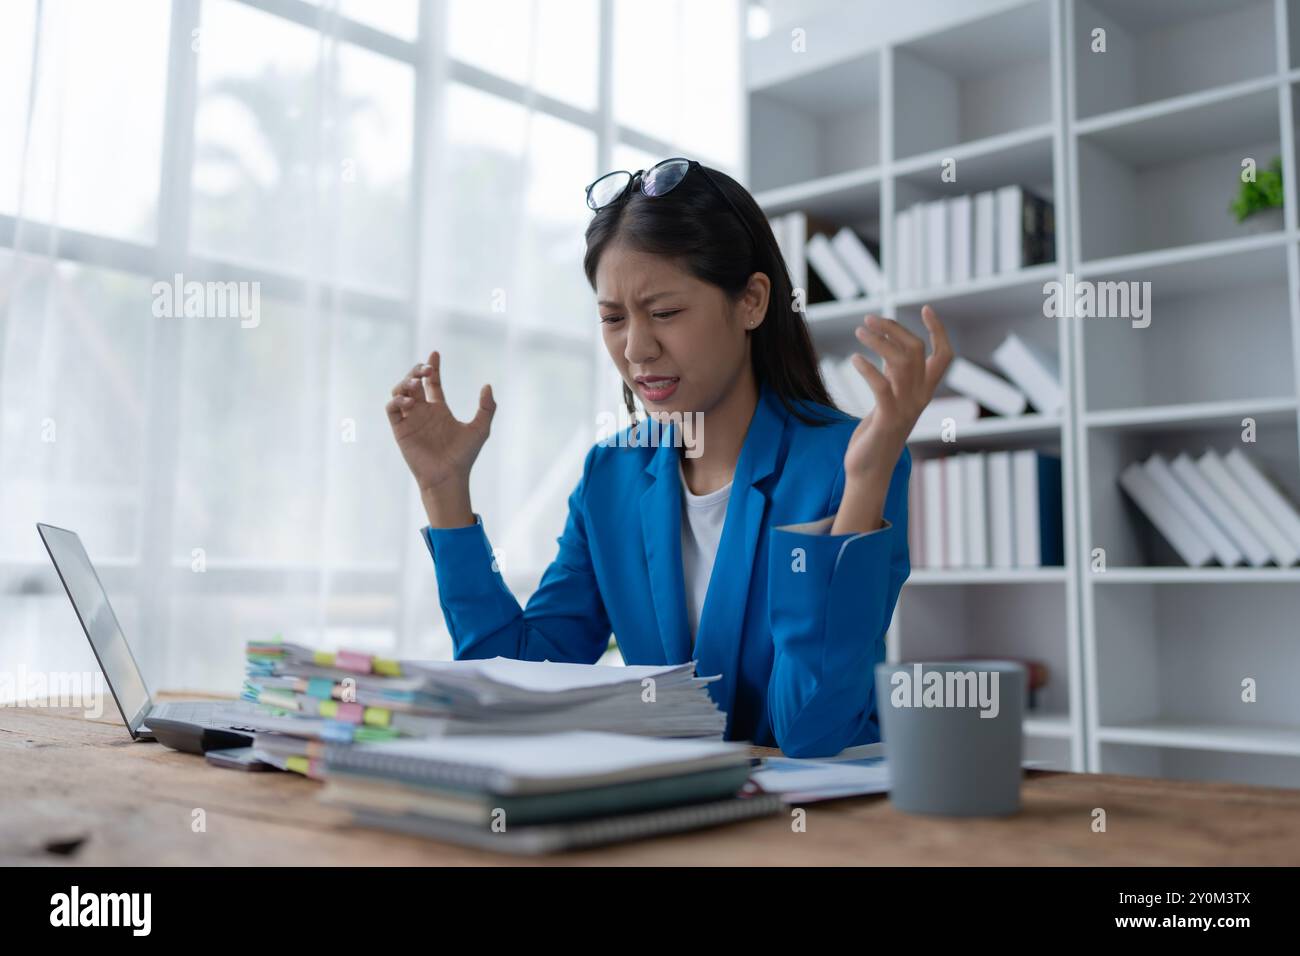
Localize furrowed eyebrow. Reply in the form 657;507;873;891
597;291;683;308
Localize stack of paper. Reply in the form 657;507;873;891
222;642;728;776
316;731;779;854
1119;449;1300;567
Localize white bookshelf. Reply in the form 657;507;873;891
746;0;1300;786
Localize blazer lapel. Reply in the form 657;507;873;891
693;385;787;730
640;420;692;665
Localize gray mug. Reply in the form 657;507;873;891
874;660;1026;817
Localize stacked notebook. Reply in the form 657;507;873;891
222;642;728;776
909;450;1064;569
1119;448;1300;567
317;731;782;854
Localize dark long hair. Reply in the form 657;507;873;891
582;162;840;426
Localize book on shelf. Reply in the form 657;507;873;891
1169;452;1271;567
962;452;988;569
943;454;965;569
1197;449;1299;567
1144;454;1243;567
1222;448;1300;555
894;206;913;290
909;449;1062;570
973;190;997;279
1119;450;1300;567
830;225;886;297
806;231;861;301
908;458;925;568
1119;461;1215;567
990;333;1063;416
896;188;1052;291
911;201;928;290
773;211;805;292
911;335;1059;431
925;199;948;289
948;193;973;285
944;356;1028;417
769;210;837;306
986;450;1015;568
995;185;1054;273
923;457;945;570
1013;450;1063;568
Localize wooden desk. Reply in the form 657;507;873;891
3;703;1298;865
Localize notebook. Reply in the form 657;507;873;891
322;731;753;795
349;793;784;855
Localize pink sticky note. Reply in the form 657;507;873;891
335;650;372;673
334;702;364;723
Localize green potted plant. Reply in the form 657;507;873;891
1231;157;1284;232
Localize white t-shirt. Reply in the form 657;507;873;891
678;460;733;648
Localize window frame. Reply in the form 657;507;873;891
0;0;742;661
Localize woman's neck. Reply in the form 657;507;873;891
678;372;759;496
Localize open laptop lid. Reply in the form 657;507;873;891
36;523;153;738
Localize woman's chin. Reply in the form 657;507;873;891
645;403;688;421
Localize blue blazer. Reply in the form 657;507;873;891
421;382;911;758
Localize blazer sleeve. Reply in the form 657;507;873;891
420;444;613;664
765;446;911;757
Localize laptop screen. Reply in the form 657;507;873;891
37;524;152;733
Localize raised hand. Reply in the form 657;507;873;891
386;350;495;497
843;305;953;479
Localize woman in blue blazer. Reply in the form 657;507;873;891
386;158;952;758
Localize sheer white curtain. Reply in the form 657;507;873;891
0;0;743;700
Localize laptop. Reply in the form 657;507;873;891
36;522;259;742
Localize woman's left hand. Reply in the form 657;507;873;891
844;305;953;480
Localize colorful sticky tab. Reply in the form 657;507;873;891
306;678;334;700
372;657;402;677
260;690;300;711
355;726;400;743
334;702;364;723
321;721;357;743
285;755;311;776
362;706;391;728
313;650;335;667
335;650;372;674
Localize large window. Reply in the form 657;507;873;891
0;0;743;697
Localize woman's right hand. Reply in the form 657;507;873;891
386;351;495;501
